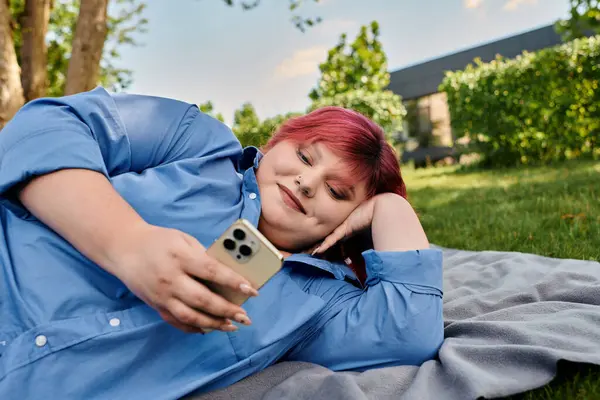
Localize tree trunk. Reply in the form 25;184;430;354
20;0;52;102
0;0;25;130
64;0;108;95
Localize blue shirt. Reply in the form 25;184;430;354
0;87;444;399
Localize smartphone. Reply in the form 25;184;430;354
205;218;284;306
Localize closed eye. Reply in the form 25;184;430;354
327;184;346;200
297;149;311;165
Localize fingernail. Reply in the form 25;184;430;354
311;246;321;256
240;283;259;296
221;323;239;332
234;313;251;325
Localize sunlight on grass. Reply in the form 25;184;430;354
402;160;600;261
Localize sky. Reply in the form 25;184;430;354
116;0;570;125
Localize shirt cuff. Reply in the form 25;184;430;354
362;248;443;292
0;130;108;218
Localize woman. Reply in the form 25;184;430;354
0;87;443;399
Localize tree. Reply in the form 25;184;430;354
99;0;147;91
308;21;405;138
0;0;25;128
232;102;300;148
19;0;52;101
0;0;308;130
309;90;406;138
10;0;146;100
46;0;147;97
64;0;109;94
556;0;600;41
199;100;225;122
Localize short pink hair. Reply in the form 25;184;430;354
263;106;406;199
263;106;407;282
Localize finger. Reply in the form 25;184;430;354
175;275;252;326
167;298;240;332
181;233;260;297
158;309;205;334
313;222;349;255
317;221;350;253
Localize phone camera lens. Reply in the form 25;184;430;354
233;229;246;241
223;238;236;250
239;245;252;256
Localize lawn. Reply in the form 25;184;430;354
402;159;600;400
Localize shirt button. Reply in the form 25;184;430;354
248;192;257;200
109;318;121;327
35;335;47;347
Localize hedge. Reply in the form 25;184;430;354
439;35;600;167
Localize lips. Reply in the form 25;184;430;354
278;184;306;214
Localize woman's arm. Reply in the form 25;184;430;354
0;87;240;216
19;168;257;333
1;88;255;333
289;195;443;370
19;168;149;276
371;193;430;252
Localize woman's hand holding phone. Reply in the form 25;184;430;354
109;224;258;334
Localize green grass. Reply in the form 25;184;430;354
404;160;600;261
402;159;600;400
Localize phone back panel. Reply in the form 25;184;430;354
205;219;284;305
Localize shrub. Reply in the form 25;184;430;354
440;35;600;167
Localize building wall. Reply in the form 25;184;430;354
403;92;453;147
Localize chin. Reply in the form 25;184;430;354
259;215;313;252
259;196;321;251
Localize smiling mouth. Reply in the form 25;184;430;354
278;184;306;214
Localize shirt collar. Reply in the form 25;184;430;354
285;253;360;284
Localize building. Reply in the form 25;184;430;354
387;23;567;147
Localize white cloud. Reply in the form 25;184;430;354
503;0;538;11
275;46;328;79
464;0;483;9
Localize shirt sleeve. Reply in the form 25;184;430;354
0;86;241;217
285;248;444;371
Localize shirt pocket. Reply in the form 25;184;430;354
227;272;325;361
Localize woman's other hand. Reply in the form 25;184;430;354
109;224;258;334
311;196;377;255
312;193;429;255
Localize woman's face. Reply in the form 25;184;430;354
256;140;369;252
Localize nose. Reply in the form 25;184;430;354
295;172;317;198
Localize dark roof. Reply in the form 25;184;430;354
387;23;567;100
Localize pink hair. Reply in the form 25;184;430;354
263;106;406;198
263;106;407;282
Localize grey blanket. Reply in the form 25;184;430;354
194;247;600;400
